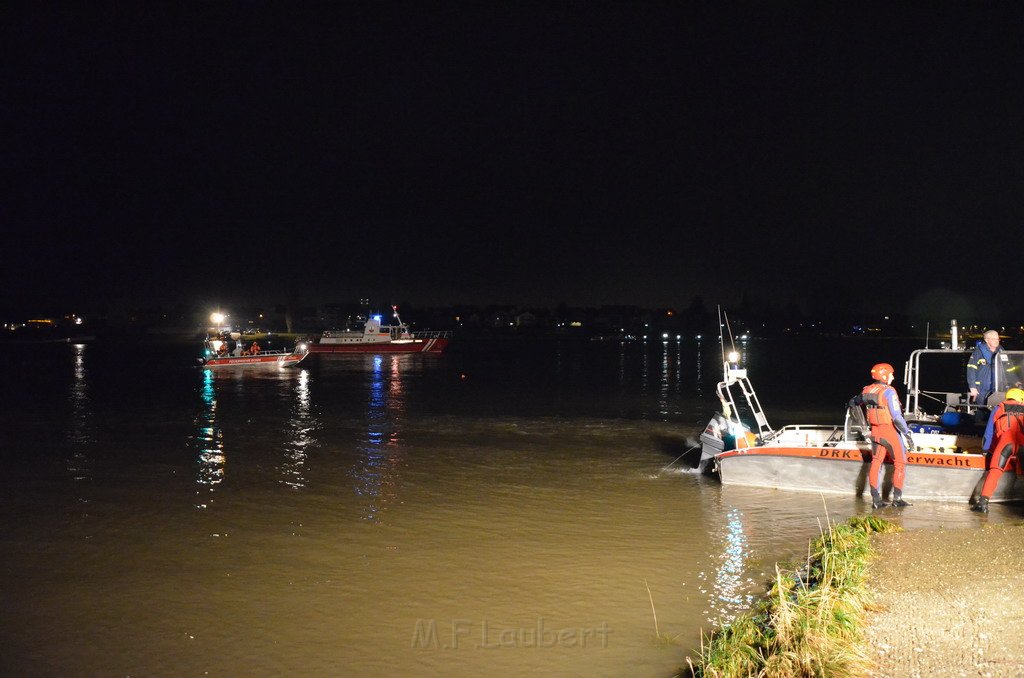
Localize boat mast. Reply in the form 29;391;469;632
715;307;773;438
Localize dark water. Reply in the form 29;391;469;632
0;337;1014;676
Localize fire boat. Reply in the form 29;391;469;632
308;307;450;355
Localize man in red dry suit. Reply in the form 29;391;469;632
861;363;914;510
971;387;1024;513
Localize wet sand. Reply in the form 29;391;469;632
865;523;1024;677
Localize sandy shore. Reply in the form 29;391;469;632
865;523;1024;677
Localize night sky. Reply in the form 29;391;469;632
4;3;1024;318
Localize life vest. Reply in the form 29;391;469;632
861;383;896;426
994;402;1024;436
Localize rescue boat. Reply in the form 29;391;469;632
198;332;310;369
698;318;1024;504
308;307;450;355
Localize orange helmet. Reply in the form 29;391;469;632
870;363;895;382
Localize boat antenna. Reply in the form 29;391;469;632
723;310;737;356
717;305;727;369
924;321;930;349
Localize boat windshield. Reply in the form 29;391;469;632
995;353;1024;392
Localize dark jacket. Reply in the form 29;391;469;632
966;340;1013;400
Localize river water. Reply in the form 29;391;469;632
0;336;1015;677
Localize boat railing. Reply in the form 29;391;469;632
905;347;1024;419
205;345;304;358
412;330;451;339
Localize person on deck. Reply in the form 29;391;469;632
971;387;1024;513
967;330;1018;406
250;341;261;355
861;363;914;510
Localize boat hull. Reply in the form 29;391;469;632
716;445;1024;503
309;337;449;354
201;352;309;368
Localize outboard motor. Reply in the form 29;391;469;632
698;413;729;472
698;413;759;473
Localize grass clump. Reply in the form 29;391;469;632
688;514;899;677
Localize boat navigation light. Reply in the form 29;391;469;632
297;342;308;352
372;315;382;323
728;351;740;363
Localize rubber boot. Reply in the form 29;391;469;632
971;497;989;514
870;489;888;510
891;489;912;508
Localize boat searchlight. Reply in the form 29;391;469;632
727;350;740;364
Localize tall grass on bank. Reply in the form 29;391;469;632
689;514;899;677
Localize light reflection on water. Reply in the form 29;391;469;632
280;368;314;490
66;343;92;481
353;355;405;522
2;339;1021;677
700;507;755;623
194;368;225;498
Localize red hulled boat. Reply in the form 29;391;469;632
199;332;310;368
309;307;450;355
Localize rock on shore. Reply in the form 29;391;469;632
865;524;1024;677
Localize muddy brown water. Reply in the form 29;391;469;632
1;337;1018;676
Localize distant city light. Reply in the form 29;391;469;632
662;332;669;339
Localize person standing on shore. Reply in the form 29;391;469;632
971;387;1024;513
861;363;913;510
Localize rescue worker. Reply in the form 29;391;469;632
971;387;1024;513
862;363;914;510
250;341;261;355
966;330;1019;406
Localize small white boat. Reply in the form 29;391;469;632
198;332;309;369
699;318;1024;504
